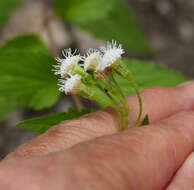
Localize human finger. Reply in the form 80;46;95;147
59;110;194;189
2;110;194;190
8;81;194;158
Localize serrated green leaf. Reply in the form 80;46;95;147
0;51;60;110
55;0;151;54
17;108;95;134
0;0;22;29
96;59;189;107
0;35;60;114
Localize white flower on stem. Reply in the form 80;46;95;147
58;74;82;95
83;49;102;71
54;49;82;78
96;40;124;72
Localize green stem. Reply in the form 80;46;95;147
105;92;124;131
80;87;112;107
128;78;142;127
109;75;130;130
114;61;143;127
101;75;129;129
95;83;124;131
108;98;124;131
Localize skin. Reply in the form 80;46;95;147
1;81;194;189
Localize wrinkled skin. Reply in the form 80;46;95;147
1;81;194;189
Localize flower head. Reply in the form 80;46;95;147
83;49;102;71
96;41;124;72
58;74;82;95
54;49;82;78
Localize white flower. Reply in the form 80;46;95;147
96;41;124;72
83;49;102;71
54;49;82;77
58;74;82;94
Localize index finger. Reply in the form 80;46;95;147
8;81;194;158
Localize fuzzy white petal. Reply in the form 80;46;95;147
54;49;82;77
97;41;124;72
84;49;102;71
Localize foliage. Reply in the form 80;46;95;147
0;0;22;29
0;35;60;120
55;0;151;54
17;108;94;134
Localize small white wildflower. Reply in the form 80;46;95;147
58;74;82;95
54;49;82;78
83;49;102;71
96;40;124;72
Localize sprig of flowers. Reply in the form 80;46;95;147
54;40;143;130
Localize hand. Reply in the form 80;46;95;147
1;81;194;190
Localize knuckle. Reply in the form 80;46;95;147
81;109;118;133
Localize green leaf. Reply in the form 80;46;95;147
55;0;151;54
96;59;189;106
0;34;49;53
0;0;22;29
141;114;149;126
17;108;95;134
0;35;60;112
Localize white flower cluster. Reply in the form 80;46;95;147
54;41;124;94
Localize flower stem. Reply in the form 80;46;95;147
109;75;130;130
95;83;124;131
114;61;142;127
100;75;130;129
